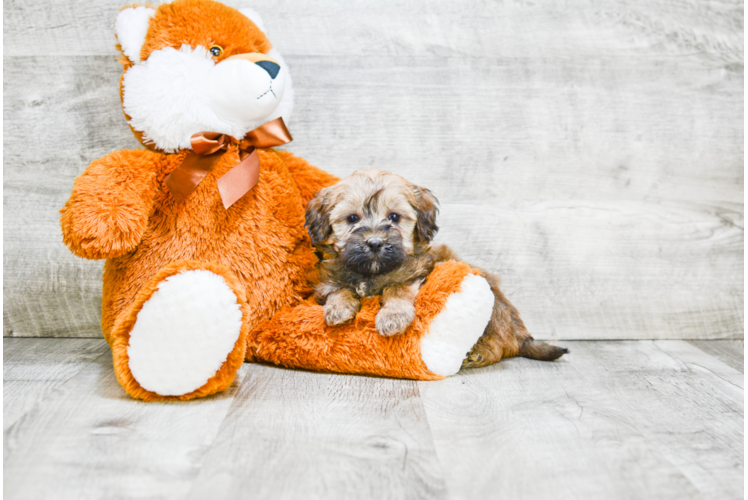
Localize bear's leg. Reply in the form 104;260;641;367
418;272;495;376
110;261;249;401
248;260;494;380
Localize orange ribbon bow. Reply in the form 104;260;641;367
164;117;293;209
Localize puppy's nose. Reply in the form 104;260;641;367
255;60;280;79
366;238;384;252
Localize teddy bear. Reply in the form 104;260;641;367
60;0;529;401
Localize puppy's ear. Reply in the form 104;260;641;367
305;188;334;246
412;186;439;243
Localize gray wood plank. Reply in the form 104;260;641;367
3;55;138;338
3;338;109;429
4;52;742;340
688;340;744;373
419;340;743;500
2;339;743;499
654;340;743;388
4;0;743;340
3;350;249;500
5;0;743;62
187;364;447;500
290;55;743;207
433;201;743;341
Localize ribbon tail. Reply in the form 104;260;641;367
216;149;261;209
165;152;216;203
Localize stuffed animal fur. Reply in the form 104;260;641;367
60;0;502;401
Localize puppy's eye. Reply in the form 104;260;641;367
388;213;401;223
346;214;360;224
209;45;224;57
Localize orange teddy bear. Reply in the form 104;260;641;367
60;0;507;401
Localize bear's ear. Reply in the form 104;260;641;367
115;6;156;63
239;7;267;34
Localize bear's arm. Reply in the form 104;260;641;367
275;150;340;207
60;149;162;260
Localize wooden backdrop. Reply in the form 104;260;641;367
3;0;743;340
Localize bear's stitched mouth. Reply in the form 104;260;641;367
256;83;277;100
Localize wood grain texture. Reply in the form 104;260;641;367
3;338;109;429
419;340;744;500
3;0;743;339
434;201;743;340
3;339;743;499
3;56;139;337
3;350;250;500
187;364;446;500
688;340;744;373
5;0;743;61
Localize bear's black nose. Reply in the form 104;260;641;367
255;60;280;79
366;238;384;252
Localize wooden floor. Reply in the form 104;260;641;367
3;338;743;500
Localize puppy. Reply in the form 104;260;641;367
305;169;567;367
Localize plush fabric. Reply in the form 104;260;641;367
110;260;250;401
249;261;481;380
127;268;244;396
60;0;496;401
63;148;335;346
420;272;495;376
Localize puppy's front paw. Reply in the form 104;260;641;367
324;302;358;326
376;305;415;337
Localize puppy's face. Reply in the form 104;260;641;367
306;169;439;276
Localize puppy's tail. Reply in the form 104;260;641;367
518;338;568;361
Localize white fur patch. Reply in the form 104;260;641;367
127;270;243;396
122;45;294;152
115;6;155;63
420;274;494;376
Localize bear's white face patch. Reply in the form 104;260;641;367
122;44;293;153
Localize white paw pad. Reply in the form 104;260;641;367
420;274;494;376
127;270;243;396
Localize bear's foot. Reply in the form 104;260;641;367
128;270;242;395
420;273;494;376
110;261;249;401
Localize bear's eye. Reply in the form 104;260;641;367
388;213;401;223
209;45;224;57
346;214;360;224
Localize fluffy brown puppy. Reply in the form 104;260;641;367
305;169;567;367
